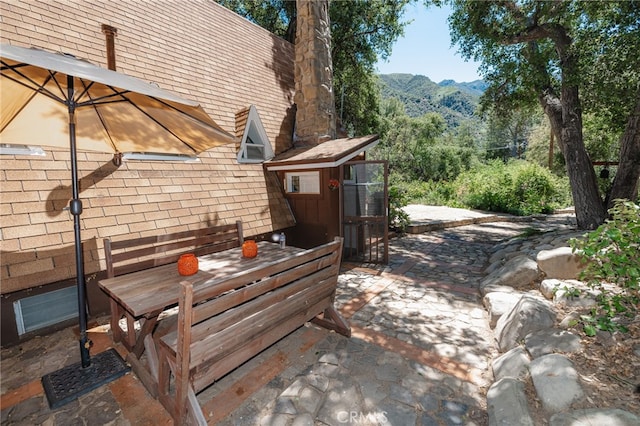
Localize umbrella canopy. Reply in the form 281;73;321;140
1;43;236;154
1;44;236;377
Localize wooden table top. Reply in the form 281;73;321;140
98;241;302;318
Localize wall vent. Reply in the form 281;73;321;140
13;286;78;335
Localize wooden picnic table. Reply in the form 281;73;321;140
98;241;303;395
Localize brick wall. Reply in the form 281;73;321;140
0;1;296;294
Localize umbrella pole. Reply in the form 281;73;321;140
41;76;130;409
66;78;91;369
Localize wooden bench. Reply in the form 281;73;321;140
102;221;244;357
156;237;350;425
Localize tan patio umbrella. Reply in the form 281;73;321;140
1;43;236;408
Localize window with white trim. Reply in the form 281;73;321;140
0;144;45;156
237;105;274;163
285;171;320;194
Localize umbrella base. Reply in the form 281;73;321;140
42;348;130;409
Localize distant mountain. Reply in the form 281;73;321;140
438;79;488;98
377;73;486;128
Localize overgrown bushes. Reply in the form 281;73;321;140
390;179;457;206
388;186;411;233
393;160;571;215
453;160;571;215
411;145;478;182
569;200;640;335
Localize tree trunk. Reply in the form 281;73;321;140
539;88;607;229
540;91;563;152
540;29;608;230
559;83;607;229
607;91;640;207
560;87;607;229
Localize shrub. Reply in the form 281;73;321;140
570;200;640;335
454;160;513;212
393;179;456;206
411;145;478;182
453;160;571;215
388;185;411;233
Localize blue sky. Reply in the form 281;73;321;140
375;4;482;83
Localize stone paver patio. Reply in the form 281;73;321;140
1;209;577;425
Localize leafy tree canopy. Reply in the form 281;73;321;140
216;0;413;135
448;1;640;128
446;0;640;229
578;2;640;131
372;96;482;182
216;1;297;41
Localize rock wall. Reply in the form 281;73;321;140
482;230;640;425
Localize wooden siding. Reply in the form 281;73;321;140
282;168;341;249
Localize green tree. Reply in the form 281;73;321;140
447;0;640;229
216;0;297;40
525;117;567;175
483;107;539;161
216;0;413;136
373;97;449;179
374;97;416;177
577;2;640;207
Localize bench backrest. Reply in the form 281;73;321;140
157;237;344;423
186;236;341;325
172;237;343;389
104;221;243;278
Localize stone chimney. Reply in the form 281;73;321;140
294;0;336;145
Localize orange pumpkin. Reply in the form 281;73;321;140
177;253;199;276
242;240;258;258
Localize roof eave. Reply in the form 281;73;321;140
265;136;380;172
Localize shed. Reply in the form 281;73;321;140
266;135;389;263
